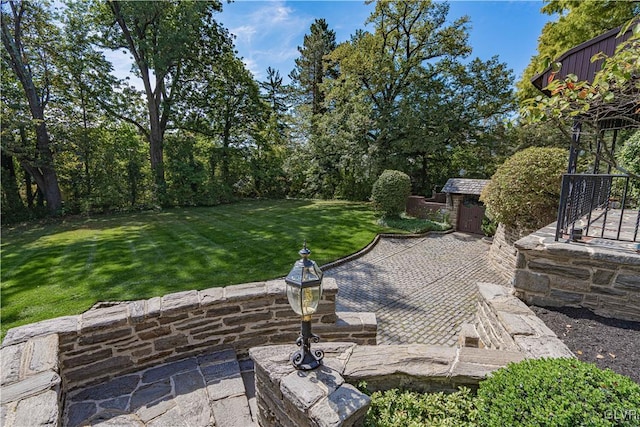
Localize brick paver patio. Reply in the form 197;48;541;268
326;232;508;346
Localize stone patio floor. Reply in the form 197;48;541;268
326;232;508;346
64;231;507;426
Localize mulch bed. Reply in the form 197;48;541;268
531;305;640;384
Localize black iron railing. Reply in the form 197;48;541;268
555;173;639;242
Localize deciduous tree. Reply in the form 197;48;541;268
99;0;230;205
1;0;63;213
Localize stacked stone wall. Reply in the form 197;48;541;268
251;342;525;427
2;278;376;393
475;283;574;359
488;223;525;283
514;225;640;322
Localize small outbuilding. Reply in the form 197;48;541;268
442;178;490;234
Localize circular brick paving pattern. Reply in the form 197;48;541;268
325;232;508;346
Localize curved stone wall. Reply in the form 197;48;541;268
2;278;376;395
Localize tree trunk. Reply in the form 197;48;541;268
2;7;63;214
221;107;232;186
1;150;25;215
145;87;167;204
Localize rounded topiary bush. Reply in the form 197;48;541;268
481;147;567;231
477;358;640;427
371;170;411;218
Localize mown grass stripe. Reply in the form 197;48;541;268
0;200;399;338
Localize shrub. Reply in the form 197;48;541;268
481;215;497;237
481;147;567;231
371;170;411;217
618;131;640;205
363;387;478;427
476;358;640;427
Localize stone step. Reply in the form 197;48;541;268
239;357;258;424
64;349;256;427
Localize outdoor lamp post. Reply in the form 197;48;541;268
285;241;324;370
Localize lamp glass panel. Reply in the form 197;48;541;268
287;283;321;316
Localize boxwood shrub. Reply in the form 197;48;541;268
362;386;477;427
476;358;640;427
361;358;640;427
371;170;411;218
481;147;567;231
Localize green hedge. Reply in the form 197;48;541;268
371;169;411;217
361;358;640;427
477;358;640;427
481;147;567;231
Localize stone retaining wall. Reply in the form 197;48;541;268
475;282;574;359
514;224;640;322
251;281;577;427
487;223;524;283
2;278;376;395
250;342;525;427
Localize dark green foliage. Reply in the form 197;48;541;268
371;170;411;217
360;358;640;427
481;147;567;231
481;216;497;237
362;387;478;427
477;358;640;427
617;131;640;204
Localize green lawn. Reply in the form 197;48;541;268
1;199;400;338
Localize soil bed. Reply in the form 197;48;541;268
531;305;640;384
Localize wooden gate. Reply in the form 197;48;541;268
458;203;485;234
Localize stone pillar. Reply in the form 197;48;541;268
449;194;464;231
250;344;370;427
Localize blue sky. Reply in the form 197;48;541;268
218;0;554;83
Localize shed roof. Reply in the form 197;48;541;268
442;178;490;196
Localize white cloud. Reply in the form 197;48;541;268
221;0;312;80
242;57;262;79
231;24;257;44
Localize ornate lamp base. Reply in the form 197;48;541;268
291;320;324;370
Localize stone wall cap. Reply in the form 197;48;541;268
280;365;345;411
514;335;574;359
265;279;286;295
477;282;511;301
515;227;640;266
224;282;266;301
2;317;77;347
161;290;200;315
344;345;455;379
81;304;129;332
0;370;60;405
199;287;225;307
